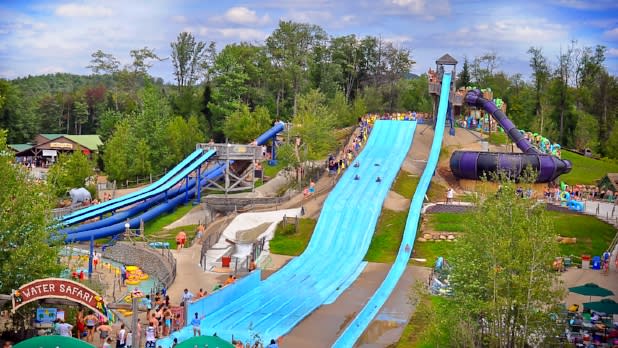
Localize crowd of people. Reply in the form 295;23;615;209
544;185;618;204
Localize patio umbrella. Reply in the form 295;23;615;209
175;335;234;348
569;282;615;301
583;299;618;315
14;335;95;348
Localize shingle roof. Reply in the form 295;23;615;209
64;135;103;151
436;53;458;65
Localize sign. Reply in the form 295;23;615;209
42;149;58;157
12;278;108;318
35;307;57;323
49;142;73;149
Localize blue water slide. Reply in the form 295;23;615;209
60;150;216;226
156;120;417;347
60;149;204;223
333;72;451;347
63;164;227;242
62;124;285;241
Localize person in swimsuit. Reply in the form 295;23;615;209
97;321;113;342
163;306;172;337
84;311;98;342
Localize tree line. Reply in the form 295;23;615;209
456;44;618;158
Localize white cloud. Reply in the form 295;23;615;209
285;10;333;23
195;26;267;41
171;15;187;24
604;28;618;40
452;18;567;46
384;35;413;46
55;3;113;17
223;7;270;26
382;0;450;17
608;48;618;57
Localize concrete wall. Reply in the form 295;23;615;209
102;242;175;288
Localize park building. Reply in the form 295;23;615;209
9;133;103;168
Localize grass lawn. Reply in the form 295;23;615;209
263;161;286;179
149;225;198;249
143;204;195;235
269;218;317;256
486;130;509;146
549;211;616;257
427;212;471;232
365;210;408;263
392;171;419;197
560;151;618;185
396;295;451;348
412;210;616;266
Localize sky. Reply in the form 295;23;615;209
1;0;617;82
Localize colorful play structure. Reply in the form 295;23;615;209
449;89;572;183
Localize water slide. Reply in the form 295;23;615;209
333;72;451;347
60;149;204;223
157;120;417;346
450;89;572;182
60;124;285;242
61;150;216;226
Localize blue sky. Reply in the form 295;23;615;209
1;0;617;82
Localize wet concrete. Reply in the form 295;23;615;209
281;264;431;348
355;266;431;348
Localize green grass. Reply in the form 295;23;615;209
263;161;285;179
365;210;408;263
392;171;420;197
396;295;451;348
560;151;618;185
549;211;616;257
427;212;471;232
412;241;456;267
486;130;509;145
269;218;317;256
150;225;198;249
142;204;195;235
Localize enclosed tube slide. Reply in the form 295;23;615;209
333;72;451;347
449;89;571;182
60;124;285;241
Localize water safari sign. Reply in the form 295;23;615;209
12;278;108;318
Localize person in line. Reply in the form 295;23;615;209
83;311;98;342
149;313;159;339
181;288;193;306
266;339;279;348
197;288;205;299
163;306;173;337
142;295;152;318
145;321;156;348
102;337;113;348
191;312;204;337
97;321;113;342
58;319;73;337
116;323;126;348
125;330;133;348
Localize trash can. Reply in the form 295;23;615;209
591;256;601;270
582;255;591;269
222;256;231;268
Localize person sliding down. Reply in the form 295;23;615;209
376;176;382;183
353;162;360;168
354;175;360;180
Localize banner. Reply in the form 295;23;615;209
12;278;108;318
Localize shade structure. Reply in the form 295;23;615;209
583;299;618;315
14;335;95;348
175;335;234;348
568;282;614;301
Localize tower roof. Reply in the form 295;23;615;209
436;53;458;65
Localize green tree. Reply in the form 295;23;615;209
606;126;618;159
458;57;472;88
527;47;550;132
290;90;336;160
223;104;271;143
0;129;63;293
47;149;95;197
573;110;599;151
103;119;134;181
444;176;564;347
132;138;152;177
170;32;215;89
166;115;206;164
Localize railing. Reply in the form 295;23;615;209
195;143;263;160
97;170;168;191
